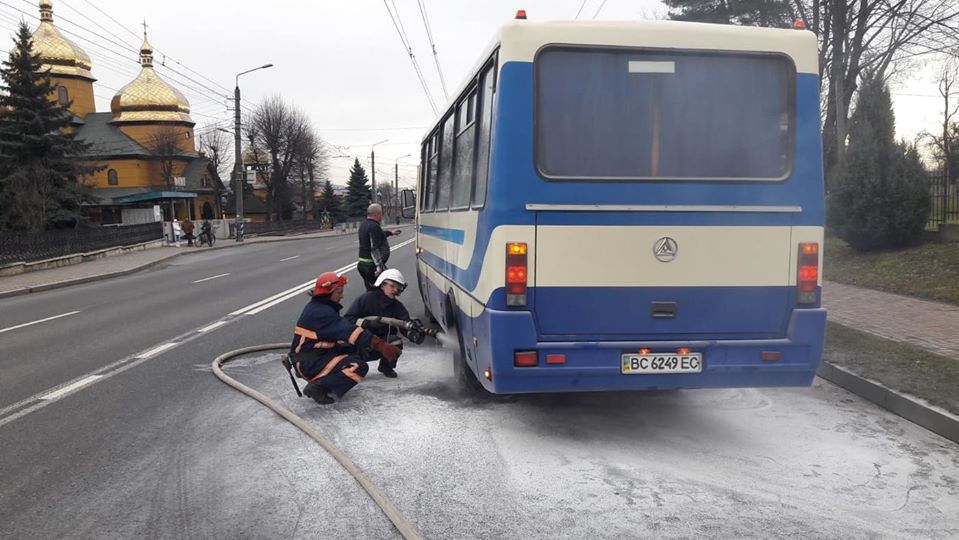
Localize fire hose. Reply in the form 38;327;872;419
212;344;422;540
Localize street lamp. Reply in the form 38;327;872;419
394;153;411;224
232;63;273;242
370;138;389;203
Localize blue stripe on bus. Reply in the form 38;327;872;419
418;224;465;244
418;63;824;296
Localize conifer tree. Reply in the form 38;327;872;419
319;180;344;224
0;22;98;231
828;73;930;250
345;158;371;218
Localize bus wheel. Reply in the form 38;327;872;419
453;325;486;395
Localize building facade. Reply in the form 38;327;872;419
30;0;223;225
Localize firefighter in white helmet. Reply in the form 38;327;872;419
344;269;431;378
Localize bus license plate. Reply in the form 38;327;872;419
621;353;703;374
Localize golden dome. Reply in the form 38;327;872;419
30;0;94;80
110;35;193;123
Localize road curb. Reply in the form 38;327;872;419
817;361;959;444
0;252;184;300
0;225;414;300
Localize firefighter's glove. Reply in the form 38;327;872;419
370;336;401;363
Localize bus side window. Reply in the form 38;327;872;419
473;61;495;208
452;88;477;209
424;132;439;211
437;114;455;211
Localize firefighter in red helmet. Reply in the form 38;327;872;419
288;271;401;404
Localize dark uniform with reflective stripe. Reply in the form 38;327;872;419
357;218;396;291
290;295;375;398
344;289;412;372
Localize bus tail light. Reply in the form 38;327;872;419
506;242;527;306
514;351;537;367
797;242;819;304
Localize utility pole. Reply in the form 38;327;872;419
370;139;388;203
232;63;273;242
233;84;243;242
394;153;410;224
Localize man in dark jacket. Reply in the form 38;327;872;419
357;203;402;291
344;268;420;378
290;271;401;405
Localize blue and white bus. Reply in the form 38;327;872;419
405;18;826;394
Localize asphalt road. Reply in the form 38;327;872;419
1;230;958;539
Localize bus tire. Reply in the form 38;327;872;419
453;324;486;395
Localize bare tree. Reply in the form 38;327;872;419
148;126;186;190
793;0;959;185
197;127;232;180
246;96;312;221
925;60;959;183
197;127;231;218
293;131;330;220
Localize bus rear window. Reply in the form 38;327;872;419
535;47;794;180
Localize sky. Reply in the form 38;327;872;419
0;0;948;187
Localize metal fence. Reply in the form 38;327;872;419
228;219;324;238
0;222;164;265
928;169;959;231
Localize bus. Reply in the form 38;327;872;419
403;17;826;394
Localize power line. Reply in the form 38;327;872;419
592;0;609;20
382;0;438;115
74;0;233;96
416;0;448;101
574;0;589;19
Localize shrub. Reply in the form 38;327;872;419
827;74;930;251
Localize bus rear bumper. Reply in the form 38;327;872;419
480;308;827;394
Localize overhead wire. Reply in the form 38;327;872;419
574;0;589;19
0;2;232;112
416;0;448;101
592;0;609;19
382;0;438;115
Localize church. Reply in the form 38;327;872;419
29;0;223;225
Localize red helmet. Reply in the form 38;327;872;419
312;272;347;296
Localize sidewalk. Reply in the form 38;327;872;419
0;226;377;299
822;280;959;361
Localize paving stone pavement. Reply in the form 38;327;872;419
823;280;959;361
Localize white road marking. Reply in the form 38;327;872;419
246;262;357;315
137;342;179;359
230;279;316;316
325;246;336;250
40;375;102;401
0;311;81;335
0;240;421;427
192;273;230;283
198;321;228;333
279;255;300;262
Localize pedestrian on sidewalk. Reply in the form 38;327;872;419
180;218;195;246
357;203;402;291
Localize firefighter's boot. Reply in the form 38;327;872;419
303;381;334;404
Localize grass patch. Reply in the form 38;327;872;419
824;236;959;306
824;322;959;416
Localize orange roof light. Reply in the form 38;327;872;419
793;20;806;29
516;9;527;20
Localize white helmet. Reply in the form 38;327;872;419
374;268;407;291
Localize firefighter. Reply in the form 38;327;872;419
345;268;430;378
357;203;402;291
289;271;401;405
